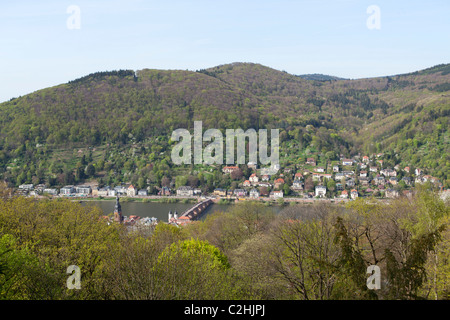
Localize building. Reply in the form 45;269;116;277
306;158;316;166
342;159;353;166
127;185;136;197
249;173;259;185
315;167;325;173
177;186;194;197
333;165;339;173
19;184;34;191
213;188;227;197
222;166;240;174
114;186;127;195
292;180;304;190
274;178;285;189
76;185;91;195
340;190;348;198
350;189;358;200
270;190;283;199
97;187;109;197
234;189;247;197
385;189;399;199
243;180;251;187
43;188;58;195
362;156;370;163
138;189;148;196
60;185;75;195
249;188;260;198
315;185;327;197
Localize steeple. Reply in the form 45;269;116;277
114;196;123;223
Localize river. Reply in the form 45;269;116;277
80;200;282;222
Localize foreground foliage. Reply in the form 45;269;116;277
0;185;448;300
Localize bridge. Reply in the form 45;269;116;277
180;198;213;221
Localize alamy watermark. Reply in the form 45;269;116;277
66;265;81;289
171;121;279;172
366;5;381;30
66;5;81;30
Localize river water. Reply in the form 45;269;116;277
81;200;279;222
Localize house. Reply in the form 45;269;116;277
350;189;358;200
360;171;368;177
177;186;194;197
360;163;367;169
222;166;240;174
306;158;316;166
292;180;304;190
362;156;370;163
261;174;270;182
404;166;410;173
76;185;91;195
343;171;354;178
315;167;325;173
415;168;422;176
334;173;345;181
274;178;285;189
234;189;247;197
213;188;227;197
315;185;327;197
389;177;398;185
114;186;127;195
249;188;260;198
138;189;148;196
342;159;353;166
346;179;356;187
294;172;303;180
249;173;259;185
369;166;378;173
19;184;34;191
43;188;58;195
401;177;412;186
359;177;369;186
243;180;251;187
97;187;109;197
270;190;284;199
385;189;399;199
108;189;117;197
193;188;202;196
127;185;136;197
333;165;339;173
374;176;385;186
60;185;75;195
340;190;348;198
160;186;171;196
336;183;344;191
258;182;272;188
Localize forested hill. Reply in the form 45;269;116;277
0;62;449;187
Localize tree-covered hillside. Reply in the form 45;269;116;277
0;62;448;188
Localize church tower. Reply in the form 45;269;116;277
114;196;123;223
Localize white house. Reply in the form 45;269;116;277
60;185;75;195
270;190;283;199
315;185;327;197
249;188;260;198
177;186;193;197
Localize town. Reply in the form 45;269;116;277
16;152;447;203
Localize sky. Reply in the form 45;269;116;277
0;0;449;102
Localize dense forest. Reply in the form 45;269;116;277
0;183;448;299
0;62;448;190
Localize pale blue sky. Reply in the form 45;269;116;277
0;0;449;102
